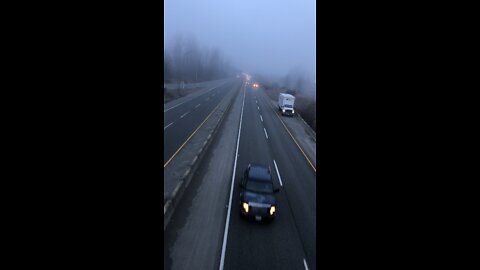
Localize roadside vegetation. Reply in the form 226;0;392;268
164;35;236;84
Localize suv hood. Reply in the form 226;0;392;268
244;191;276;205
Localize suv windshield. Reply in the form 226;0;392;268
246;180;273;193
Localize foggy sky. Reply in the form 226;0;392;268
164;0;316;80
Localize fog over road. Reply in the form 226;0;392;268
164;0;316;86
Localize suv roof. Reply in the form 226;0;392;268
248;163;271;182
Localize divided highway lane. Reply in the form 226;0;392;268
255;87;317;269
164;82;245;270
222;84;315;270
164;78;241;165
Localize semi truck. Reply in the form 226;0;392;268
278;93;295;116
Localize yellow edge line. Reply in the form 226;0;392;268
263;91;316;173
164;93;225;168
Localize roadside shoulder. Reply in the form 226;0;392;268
266;96;316;167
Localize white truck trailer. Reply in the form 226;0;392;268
278;93;295;116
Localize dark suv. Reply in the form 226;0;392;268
239;163;279;221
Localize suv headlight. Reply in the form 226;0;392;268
282;109;285;113
269;206;276;215
292;110;295;113
243;202;249;213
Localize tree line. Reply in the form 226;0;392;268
164;35;235;83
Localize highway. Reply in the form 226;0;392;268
164;80;316;270
222;83;316;270
164;78;240;165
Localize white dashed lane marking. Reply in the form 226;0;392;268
263;128;268;139
260;115;263;122
273;160;283;186
195;104;200;108
303;259;309;270
180;112;189;118
164;122;173;130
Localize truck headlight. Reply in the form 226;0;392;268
269;206;276;215
282;109;285;113
243;202;249;213
292;110;294;114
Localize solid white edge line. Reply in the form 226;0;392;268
260;115;263;122
273;160;283;186
303;258;309;270
264;128;268;139
164;122;173;130
219;82;246;270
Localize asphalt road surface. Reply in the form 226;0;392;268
164;81;316;270
164;78;240;165
164;82;245;270
222;84;316;270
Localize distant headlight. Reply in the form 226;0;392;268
242;202;249;213
269;206;276;215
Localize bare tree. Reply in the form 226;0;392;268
171;34;185;80
164;51;173;81
164;34;234;83
184;37;201;82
